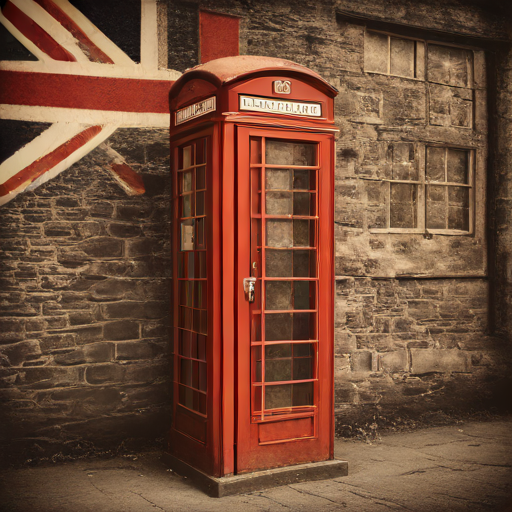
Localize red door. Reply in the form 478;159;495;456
236;126;335;473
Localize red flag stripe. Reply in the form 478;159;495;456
0;70;172;114
109;163;146;195
2;1;77;62
33;0;115;64
0;125;103;197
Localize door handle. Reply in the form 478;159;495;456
243;277;257;303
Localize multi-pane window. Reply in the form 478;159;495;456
364;31;425;79
363;29;480;234
249;137;319;421
368;143;473;233
176;138;208;416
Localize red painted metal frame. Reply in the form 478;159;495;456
235;127;335;473
168;60;337;477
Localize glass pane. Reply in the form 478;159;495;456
292;382;314;406
293;357;313;380
182;194;192;218
265;384;292;409
293;192;313;216
196;191;205;216
364;31;388;74
266;250;292;277
265;343;292;383
448;187;470;230
266;140;316;166
179;385;194;409
197;334;206;361
265;313;292;341
293;169;314;190
294;281;313;310
181;170;193;192
428;45;471;88
195;218;205;248
196;251;206;278
390;183;417;228
187;251;195;278
293;250;316;278
266;169;292;190
267;220;292;247
392;143;417;181
266;281;292;310
180;358;192;386
293;313;314;340
447;149;468;183
390;37;415;77
183;145;192;168
196;166;206;189
180;220;194;251
293;219;313;247
253;345;262;382
427;185;447;229
266;191;293;215
198;362;207;392
427;147;445;182
190;332;198;359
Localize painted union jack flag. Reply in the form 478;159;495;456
0;0;182;205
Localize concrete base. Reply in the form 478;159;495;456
162;453;348;497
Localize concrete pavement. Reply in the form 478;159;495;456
1;418;511;511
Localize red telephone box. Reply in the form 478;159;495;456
166;56;346;494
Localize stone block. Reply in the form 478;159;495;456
0;318;25;344
77;237;123;258
103;320;140;341
66;325;103;344
115;205;151;221
378;350;409;372
101;301;167;320
43;222;74;237
125;238;158;257
25;318;45;332
54;342;114;365
39;333;76;353
351;351;373;372
85;363;125;385
410;348;470;374
141;320;168;338
90;201;114;218
108;223;142;238
116;341;163;360
334;329;357;354
89;279;140;301
15;366;84;388
0;340;41;366
68;311;95;326
45;316;69;329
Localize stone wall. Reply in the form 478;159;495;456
1;0;511;465
0;129;172;465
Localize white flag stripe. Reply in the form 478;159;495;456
0;122;87;182
10;0;89;63
141;0;159;71
0;11;48;62
0;104;171;128
50;0;136;66
0;123;119;206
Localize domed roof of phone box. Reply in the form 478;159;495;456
170;55;338;98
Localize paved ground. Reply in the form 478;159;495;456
1;419;512;512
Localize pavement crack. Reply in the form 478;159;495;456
288;484;346;505
251;492;293;509
344;489;412;510
130;491;167;511
87;479;114;500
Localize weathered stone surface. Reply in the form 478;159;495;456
0;340;41;366
103;320;140;341
410;349;471;374
53;343;114;366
